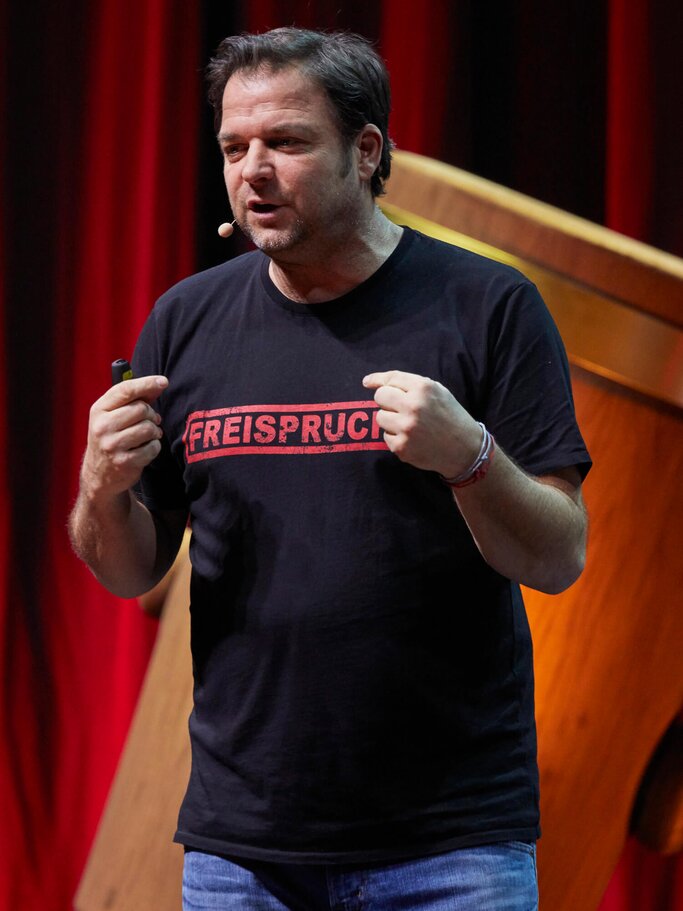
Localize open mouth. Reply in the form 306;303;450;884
250;203;279;214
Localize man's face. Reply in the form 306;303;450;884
218;66;367;260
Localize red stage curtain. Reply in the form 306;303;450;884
601;839;683;911
379;1;458;161
606;0;683;254
606;0;654;240
0;1;199;908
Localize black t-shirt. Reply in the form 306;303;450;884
133;228;591;865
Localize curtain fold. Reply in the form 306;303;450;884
605;0;654;240
0;1;199;908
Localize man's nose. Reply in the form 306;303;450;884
241;142;274;183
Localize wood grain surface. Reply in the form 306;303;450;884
527;370;683;909
74;552;191;911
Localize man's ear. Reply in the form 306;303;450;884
355;124;383;182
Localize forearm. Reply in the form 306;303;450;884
452;448;587;594
68;486;172;599
363;369;588;593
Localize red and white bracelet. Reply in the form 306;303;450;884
440;422;495;489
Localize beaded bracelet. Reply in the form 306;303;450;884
440;422;495;489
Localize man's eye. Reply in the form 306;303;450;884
223;146;243;160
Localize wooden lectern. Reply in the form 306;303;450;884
75;151;683;911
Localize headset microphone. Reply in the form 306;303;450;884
218;219;237;238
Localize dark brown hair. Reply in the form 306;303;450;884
206;28;393;197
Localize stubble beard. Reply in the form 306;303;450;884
238;213;309;257
235;148;364;258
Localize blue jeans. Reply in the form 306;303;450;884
182;842;538;910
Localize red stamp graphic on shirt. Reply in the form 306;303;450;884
183;401;387;463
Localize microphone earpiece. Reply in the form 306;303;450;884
218;220;236;238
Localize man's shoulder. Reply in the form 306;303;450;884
406;228;529;286
154;249;263;314
401;228;538;313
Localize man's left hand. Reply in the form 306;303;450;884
362;370;482;479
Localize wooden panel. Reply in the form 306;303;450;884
527;370;683;910
74;556;191;911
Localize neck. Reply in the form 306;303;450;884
268;208;403;304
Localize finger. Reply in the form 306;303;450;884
381;429;405;457
363;370;420;392
110;437;163;471
373;385;407;413
90;403;161;447
97;416;162;458
113;420;163;453
132;438;163;464
375;409;402;435
104;400;162;433
100;375;169;410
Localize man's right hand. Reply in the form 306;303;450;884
80;375;169;500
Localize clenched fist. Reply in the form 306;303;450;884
362;370;482;479
80;375;168;498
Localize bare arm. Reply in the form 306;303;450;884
452;457;586;594
363;370;587;594
68;375;187;598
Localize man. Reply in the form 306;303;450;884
70;27;590;911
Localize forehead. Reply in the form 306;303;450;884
220;66;337;133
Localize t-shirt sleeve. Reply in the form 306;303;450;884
481;280;591;479
131;308;189;512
